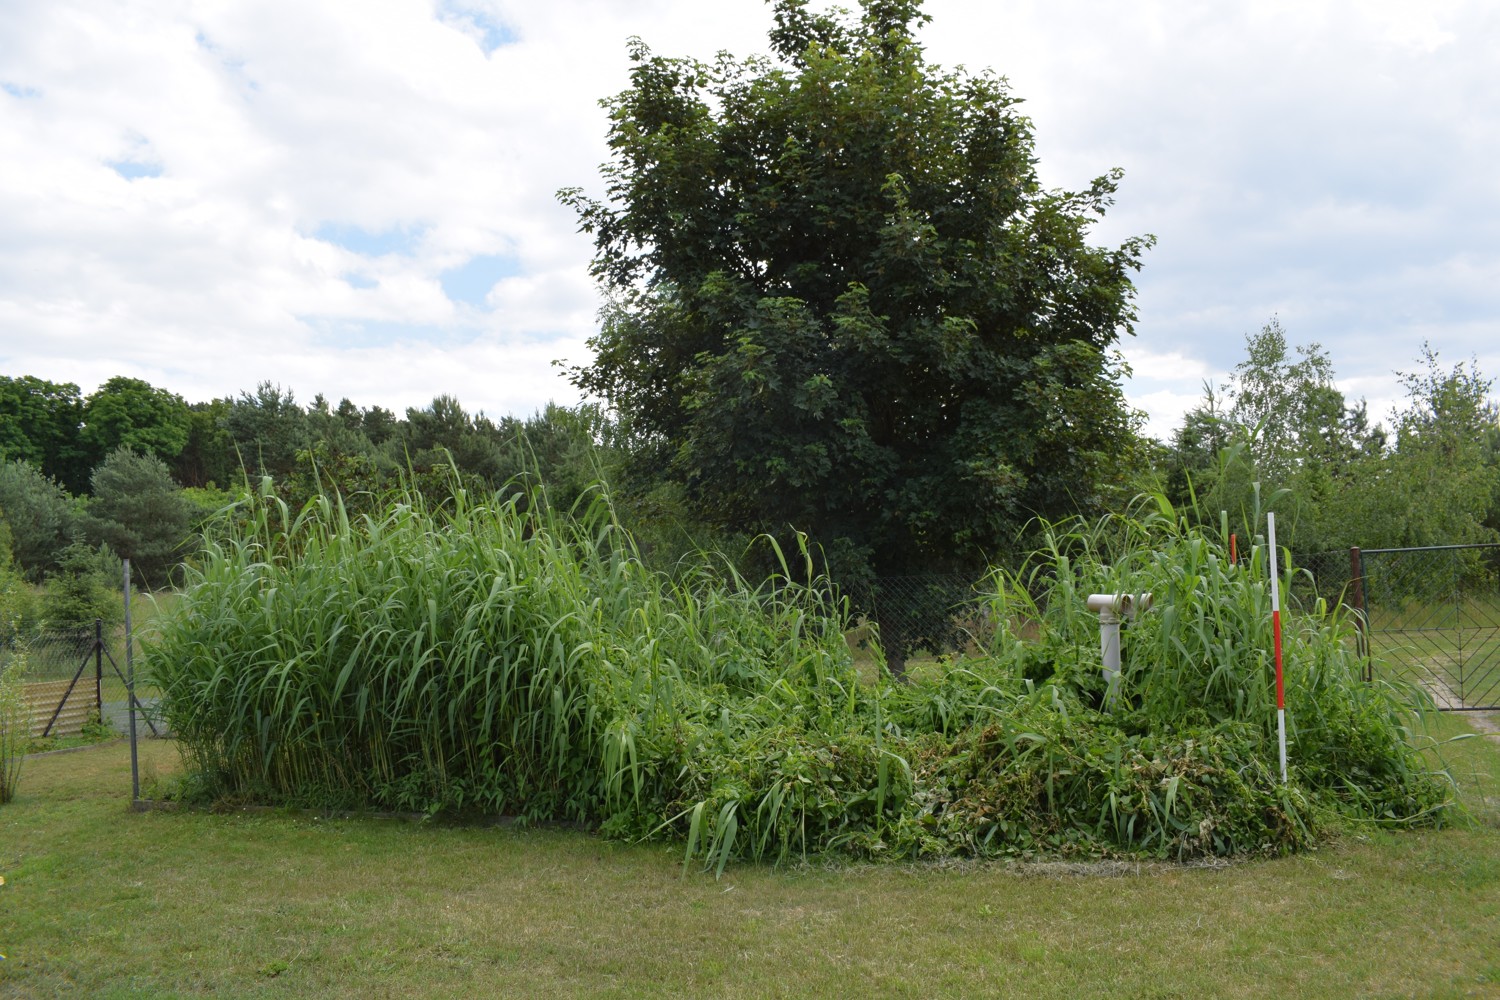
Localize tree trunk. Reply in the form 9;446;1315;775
874;606;908;682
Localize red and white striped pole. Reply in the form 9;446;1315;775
1268;512;1287;783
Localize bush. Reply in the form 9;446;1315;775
39;543;123;630
0;527;40;645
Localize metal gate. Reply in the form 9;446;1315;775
1354;543;1500;711
13;619;160;738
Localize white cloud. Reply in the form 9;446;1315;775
1118;347;1214;386
1132;388;1210;443
0;0;1496;445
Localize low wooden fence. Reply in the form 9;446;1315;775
6;619;160;739
22;678;94;737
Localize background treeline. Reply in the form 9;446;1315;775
0;375;614;506
0;378;709;633
1;321;1498;626
1158;322;1500;556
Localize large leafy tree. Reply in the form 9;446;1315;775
1381;345;1499;548
562;0;1150;669
1163;330;1497;555
1169;320;1382;551
81;376;192;471
1225;318;1348;482
173;399;238;489
0;376;88;493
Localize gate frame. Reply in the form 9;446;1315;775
1352;541;1500;711
37;617;106;738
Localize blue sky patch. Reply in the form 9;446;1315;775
437;2;517;54
2;81;41;99
109;160;163;180
315;222;427;257
440;253;521;307
344;274;378;290
471;14;517;53
193;30;255;90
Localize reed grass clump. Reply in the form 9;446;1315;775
148;479;864;828
148;485;1454;868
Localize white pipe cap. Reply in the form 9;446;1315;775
1085;593;1153;616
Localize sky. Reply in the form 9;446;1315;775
2;0;1497;442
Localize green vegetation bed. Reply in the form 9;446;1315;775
142;485;1459;869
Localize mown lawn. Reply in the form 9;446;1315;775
1;716;1498;999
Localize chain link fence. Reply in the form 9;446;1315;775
1292;550;1360;609
1;620;159;739
847;575;994;660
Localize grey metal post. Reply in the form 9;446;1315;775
1086;593;1153;707
125;558;139;802
94;617;104;721
1349;547;1368;680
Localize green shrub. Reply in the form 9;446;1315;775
0;551;40;646
39;543;123;630
0;460;78;580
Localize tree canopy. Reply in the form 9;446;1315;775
0;458;77;581
0;376;88;493
562;0;1151;667
1384;346;1499;547
81;447;195;589
1165;325;1498;554
80;376;191;468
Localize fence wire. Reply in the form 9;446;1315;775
3;621;157;738
1356;544;1500;710
847;575;994;658
1292;550;1358;609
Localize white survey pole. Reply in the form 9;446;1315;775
1268;514;1287;784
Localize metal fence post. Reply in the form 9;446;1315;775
125;558;139;803
1348;547;1368;681
94;617;104;722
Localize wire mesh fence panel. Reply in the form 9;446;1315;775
1357;544;1500;710
4;621;154;738
1293;550;1358;610
848;575;994;660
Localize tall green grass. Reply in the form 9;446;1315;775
148;479;863;827
0;626;25;803
148;484;1455;868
